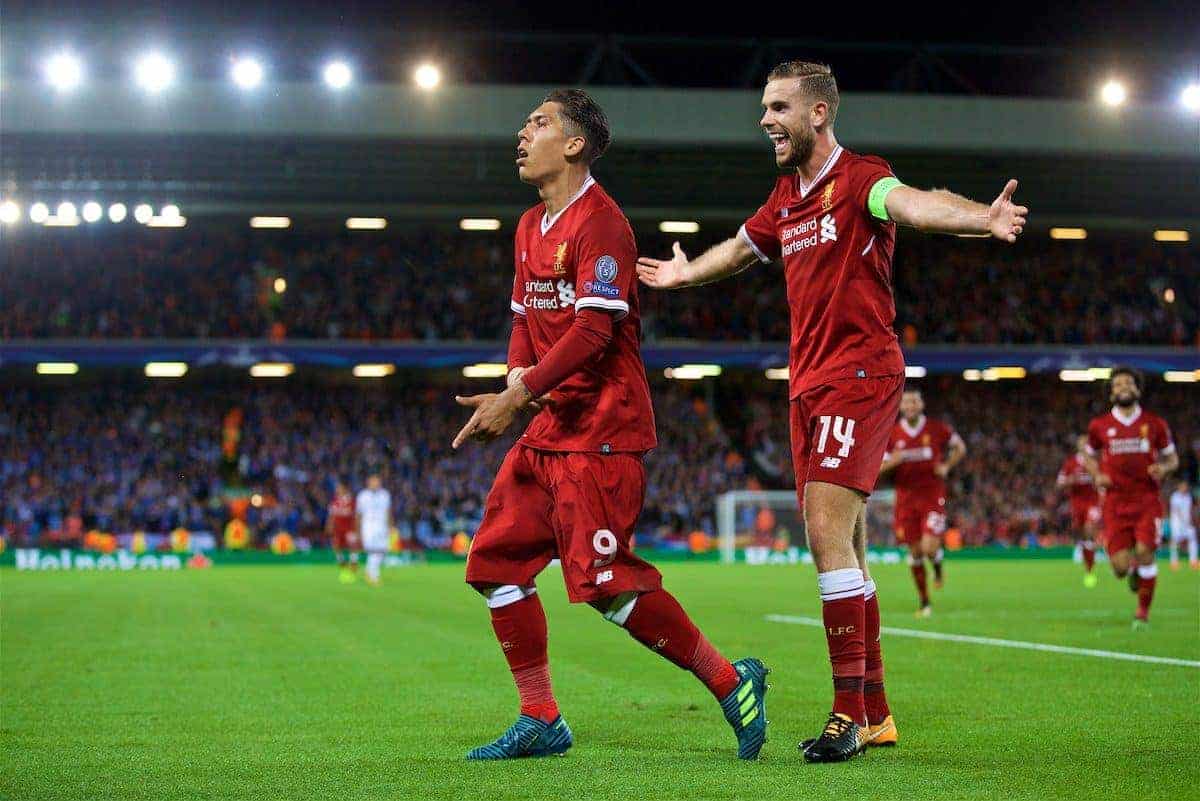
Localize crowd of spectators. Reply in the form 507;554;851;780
3;228;1195;345
4;377;1195;552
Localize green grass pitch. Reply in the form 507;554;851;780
3;560;1198;800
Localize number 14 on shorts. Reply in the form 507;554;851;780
816;415;856;469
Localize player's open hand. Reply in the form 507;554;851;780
1148;463;1170;482
453;392;519;449
988;179;1028;243
636;242;691;289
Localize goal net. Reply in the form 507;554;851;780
715;489;896;564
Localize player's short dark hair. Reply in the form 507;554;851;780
1109;365;1144;393
766;61;840;124
544;88;611;164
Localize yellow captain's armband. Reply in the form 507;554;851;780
867;177;904;222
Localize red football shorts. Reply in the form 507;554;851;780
894;493;947;545
1102;495;1162;557
465;445;663;603
1070;501;1102;532
332;529;359;551
790;374;904;500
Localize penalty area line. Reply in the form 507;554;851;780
764;614;1200;668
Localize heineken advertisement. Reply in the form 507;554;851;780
0;545;1081;571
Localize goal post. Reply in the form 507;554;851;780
716;488;896;564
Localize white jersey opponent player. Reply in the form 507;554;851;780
1168;480;1197;571
356;474;392;586
638;60;1026;762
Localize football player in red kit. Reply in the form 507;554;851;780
1057;435;1103;588
326;481;358;583
451;89;768;761
1083;368;1178;627
637;60;1026;761
878;388;966;616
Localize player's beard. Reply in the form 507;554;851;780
778;125;815;169
1112;390;1138;408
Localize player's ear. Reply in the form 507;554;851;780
810;100;829;129
563;134;586;160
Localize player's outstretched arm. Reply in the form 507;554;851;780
1149;450;1179;482
636;236;759;289
885;179;1028;242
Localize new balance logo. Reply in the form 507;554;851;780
820;456;842;469
819;213;837;242
596;569;614;585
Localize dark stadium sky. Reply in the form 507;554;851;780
4;0;1198;51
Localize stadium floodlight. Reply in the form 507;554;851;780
249;362;294;378
459;218;501;231
1099;79;1127;107
45;202;80;227
108;203;128;223
160;204;180;219
982;366;1026;380
1163;370;1199;383
231;57;264;90
664;364;722;380
82;202;102;223
1153;229;1189;243
1059;368;1111;382
36;362;79;375
273;277;287;293
57;202;77;220
414;63;441;90
905;365;927;378
147;215;187;228
659;221;700;234
1049;227;1087;240
323;61;353;90
962;369;983;381
1180;84;1200;113
133;203;154;224
134;52;176;94
0;200;19;224
144;362;188;378
250;216;291;229
44;52;83;92
1164;287;1176;304
462;363;509;378
764;367;789;380
346;217;387;230
353;363;396;378
29;202;50;224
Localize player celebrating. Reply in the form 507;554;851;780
327;480;359;583
355;474;392;587
1082;368;1178;627
1056;436;1103;587
1167;479;1197;571
878;388;965;616
451;90;768;761
637;60;1026;762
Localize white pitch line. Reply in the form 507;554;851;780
764;614;1200;669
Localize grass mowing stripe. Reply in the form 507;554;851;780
764;614;1200;668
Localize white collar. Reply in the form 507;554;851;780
899;415;926;439
1111;404;1142;427
796;145;843;198
540;175;596;236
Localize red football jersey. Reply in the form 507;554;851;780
510;177;656;453
886;416;961;501
328;492;355;536
1057;454;1100;507
1086;406;1174;499
741;146;904;397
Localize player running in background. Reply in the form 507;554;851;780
451;89;768;761
327;480;359;583
1056;436;1103;587
637;60;1026;762
1167;479;1197;571
878;388;965;617
355;474;392;587
1082;368;1178;627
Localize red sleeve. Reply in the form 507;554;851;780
520;310;613;399
739;180;783;263
573;210;637;320
850;155;898;220
1086;421;1104;456
507;313;535;371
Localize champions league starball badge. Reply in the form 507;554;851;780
594;255;618;284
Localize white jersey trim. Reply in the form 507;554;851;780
739;224;771;264
1111;404;1142;427
576;296;629;320
540;175;596;236
899;416;927;439
510;300;527;315
797;145;844;199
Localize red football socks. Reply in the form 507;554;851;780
910;559;930;607
489;592;559;722
819;568;867;726
621;589;740;700
863;580;891;726
1081;542;1096;572
1135;564;1157;620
